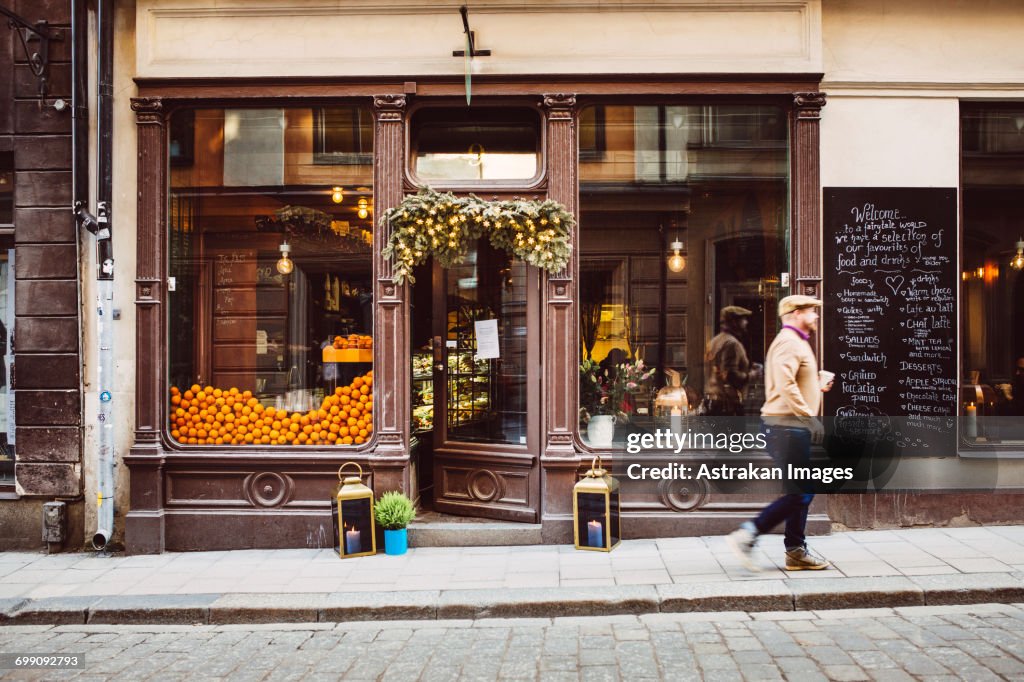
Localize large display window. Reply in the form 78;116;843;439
577;103;790;446
961;103;1024;444
167;106;374;447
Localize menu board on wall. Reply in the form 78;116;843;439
823;188;957;454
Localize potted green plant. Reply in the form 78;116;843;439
374;491;416;555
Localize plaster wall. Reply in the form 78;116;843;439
820;0;1024;189
80;1;138;548
135;0;822;79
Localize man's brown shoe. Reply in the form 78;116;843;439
784;545;831;570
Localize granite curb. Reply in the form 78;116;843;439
2;573;1023;625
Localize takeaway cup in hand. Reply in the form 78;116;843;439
819;370;835;392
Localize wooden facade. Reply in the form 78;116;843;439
123;74;829;552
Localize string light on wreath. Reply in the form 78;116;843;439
381;187;574;285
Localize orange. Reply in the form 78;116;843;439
170;386;180;396
354;436;364;445
190;384;201;394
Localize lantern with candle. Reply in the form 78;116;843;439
572;455;621;552
332;462;377;558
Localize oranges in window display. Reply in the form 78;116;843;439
332;334;372;350
168;370;374;447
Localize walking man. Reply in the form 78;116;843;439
726;295;833;571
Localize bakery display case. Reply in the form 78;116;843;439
411;350;492;434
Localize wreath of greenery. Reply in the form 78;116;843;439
381;187;574;284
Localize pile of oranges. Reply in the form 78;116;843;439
169;371;373;446
333;334;372;350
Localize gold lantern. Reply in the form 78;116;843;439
332;462;376;558
573;456;621;552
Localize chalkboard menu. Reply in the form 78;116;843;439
823;188;957;453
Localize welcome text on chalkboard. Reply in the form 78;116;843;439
823;188;957;455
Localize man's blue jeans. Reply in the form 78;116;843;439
752;423;814;550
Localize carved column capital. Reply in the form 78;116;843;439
542;94;577;120
373;94;407;122
793;92;827;119
131;97;166;125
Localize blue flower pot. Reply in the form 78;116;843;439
384;528;408;555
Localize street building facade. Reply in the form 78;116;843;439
2;0;1024;551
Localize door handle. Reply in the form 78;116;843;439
434;362;445;372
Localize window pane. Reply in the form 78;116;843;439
168;107;375;448
314;107;374;164
0;243;12;479
411;107;541;182
960;105;1024;444
578;104;789;446
0;152;12;225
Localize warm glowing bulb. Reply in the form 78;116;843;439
357;197;369;220
276;242;294;275
1011;240;1024;271
667;240;686;273
331;186;344;204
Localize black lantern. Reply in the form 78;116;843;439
573;456;620;551
332;462;377;558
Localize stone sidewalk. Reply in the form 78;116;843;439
2;526;1024;625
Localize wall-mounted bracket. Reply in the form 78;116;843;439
0;6;64;100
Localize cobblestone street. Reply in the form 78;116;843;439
2;603;1023;681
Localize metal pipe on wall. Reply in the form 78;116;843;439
91;0;115;551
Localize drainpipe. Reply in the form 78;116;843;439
90;0;115;551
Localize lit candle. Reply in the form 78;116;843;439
345;525;362;554
965;402;977;440
587;519;603;548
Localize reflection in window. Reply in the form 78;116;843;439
0;242;12;480
578;103;789;446
960;104;1024;443
0;151;12;225
314;107;374;165
411;107;541;183
168;107;375;447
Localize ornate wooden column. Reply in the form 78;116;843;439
791;92;826;300
540;94;578;540
541;94;577;458
371;95;410;490
125;97;168;553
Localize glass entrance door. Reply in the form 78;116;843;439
431;240;540;521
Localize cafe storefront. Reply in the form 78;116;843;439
109;0;1024;553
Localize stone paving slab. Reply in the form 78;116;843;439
656;579;792;613
88;593;220;625
911;571;1024;605
790;576;924;610
436;585;659;619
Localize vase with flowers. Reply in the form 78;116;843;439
580;356;656;447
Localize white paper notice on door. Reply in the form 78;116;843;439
474;319;500;360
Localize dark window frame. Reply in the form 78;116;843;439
313;106;374;166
